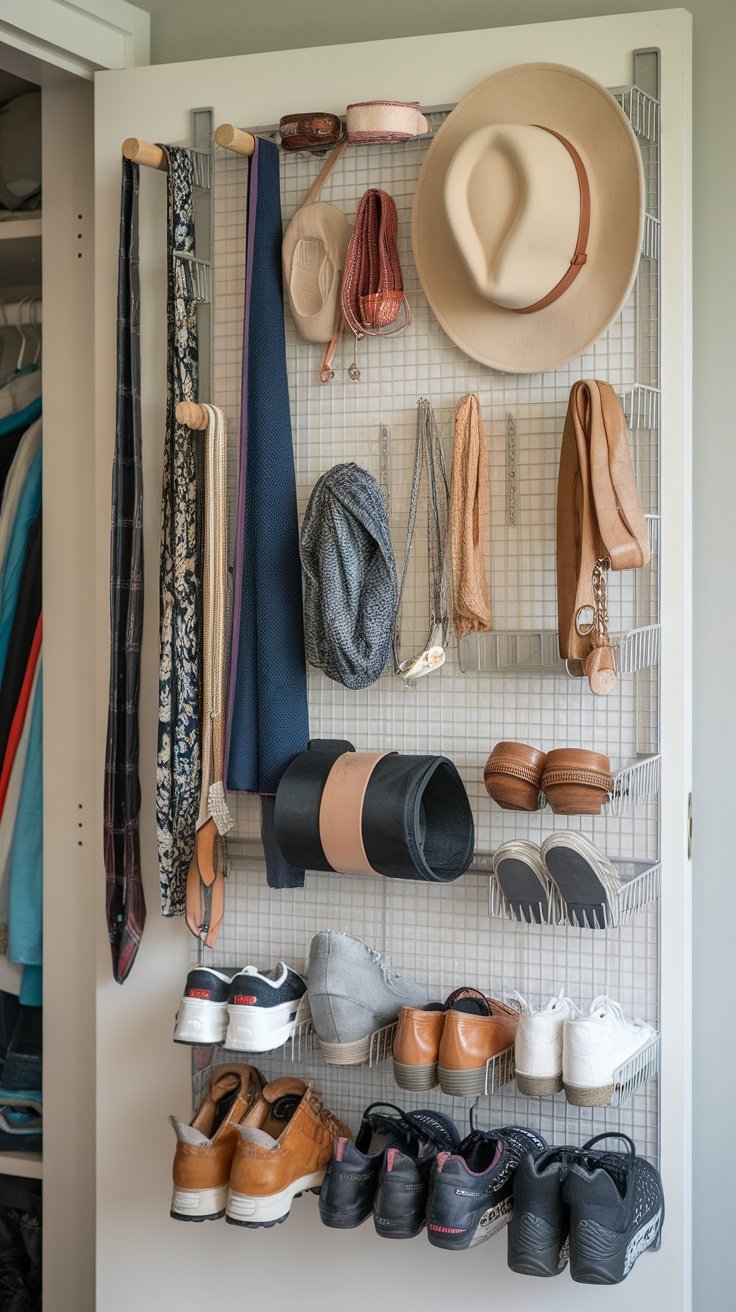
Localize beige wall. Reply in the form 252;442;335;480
108;1;728;1306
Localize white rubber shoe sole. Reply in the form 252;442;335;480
224;994;309;1053
226;1171;324;1227
170;1183;228;1222
173;998;228;1045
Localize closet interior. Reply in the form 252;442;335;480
0;61;44;1309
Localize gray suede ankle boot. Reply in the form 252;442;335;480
307;931;429;1065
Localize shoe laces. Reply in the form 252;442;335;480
545;988;581;1017
589;995;647;1029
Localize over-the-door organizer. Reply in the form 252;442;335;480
180;59;661;1166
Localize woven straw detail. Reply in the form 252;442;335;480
484;759;543;786
541;768;613;792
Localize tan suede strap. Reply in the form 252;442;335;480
557;381;650;688
319;751;394;876
514;127;591;315
450;393;492;638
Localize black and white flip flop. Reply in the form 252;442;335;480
490;841;558;925
541;833;621;928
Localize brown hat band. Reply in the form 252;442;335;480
514;126;591;316
318;751;394;876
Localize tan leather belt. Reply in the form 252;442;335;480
557;380;650;695
318;750;393;876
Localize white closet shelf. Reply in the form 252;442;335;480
459;624;661;677
0;215;41;241
489;860;662;927
0;1150;42;1180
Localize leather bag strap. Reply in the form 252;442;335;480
557;381;650;681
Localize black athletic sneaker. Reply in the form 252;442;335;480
373;1109;461;1239
563;1133;664;1284
426;1125;548;1250
508;1146;575;1276
319;1102;459;1235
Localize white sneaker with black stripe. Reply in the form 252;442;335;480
174;967;232;1045
225;962;309;1053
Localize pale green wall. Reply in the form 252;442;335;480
135;3;733;1308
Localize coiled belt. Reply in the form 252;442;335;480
274;740;474;883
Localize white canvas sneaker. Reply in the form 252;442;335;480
514;991;581;1095
562;996;656;1106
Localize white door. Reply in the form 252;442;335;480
93;11;691;1311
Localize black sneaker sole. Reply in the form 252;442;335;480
508;1213;568;1276
570;1207;663;1283
169;1209;225;1222
319;1207;372;1229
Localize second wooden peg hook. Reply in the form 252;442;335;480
176;401;209;430
214;124;257;157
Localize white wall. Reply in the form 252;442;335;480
94;13;693;1312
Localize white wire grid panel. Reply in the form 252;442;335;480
194;91;661;1165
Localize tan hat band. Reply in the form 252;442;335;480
514;126;591;316
319;751;394;876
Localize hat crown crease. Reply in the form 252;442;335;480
444;122;582;309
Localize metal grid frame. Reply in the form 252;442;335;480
192;64;662;1165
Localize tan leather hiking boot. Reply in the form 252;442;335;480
438;997;520;1097
226;1076;351;1227
170;1063;264;1221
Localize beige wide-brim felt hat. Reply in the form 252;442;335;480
412;63;644;374
282;200;351;344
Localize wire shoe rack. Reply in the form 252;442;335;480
189;50;663;1174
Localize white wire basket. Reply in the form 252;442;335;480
489;860;662;927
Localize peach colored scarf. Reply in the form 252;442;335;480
450;393;492;638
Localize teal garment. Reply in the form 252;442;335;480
0;447;41;682
0;396;40;439
19;965;41;1008
8;665;42;986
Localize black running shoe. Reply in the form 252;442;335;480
508;1146;575;1276
373;1109;460;1240
563;1133;664;1284
319;1103;459;1233
426;1125;548;1250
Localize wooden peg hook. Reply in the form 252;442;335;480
176;401;209;430
214;124;257;157
122;138;167;170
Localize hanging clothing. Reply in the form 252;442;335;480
0;513;40;778
156;146;202;917
0;418;41;581
0;1175;43;1303
7;663;42;1009
103;158;146;984
225;137;309;889
0;367;41;448
0;614;41;820
0;448;41;683
0;659;39;967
